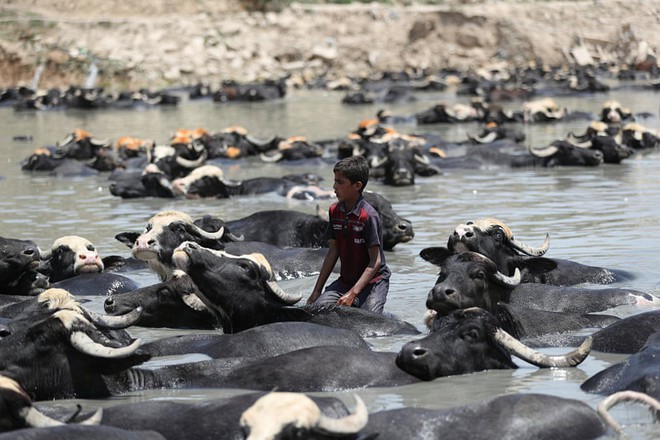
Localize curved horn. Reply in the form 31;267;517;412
492;267;521;287
175;150;208;168
509;233;550;256
370;155;388;168
267;281;303;304
246;134;277;147
81;306;143;329
192;224;225;240
597;390;660;434
70;332;141;359
21;407;102;428
471;131;498;144
259;151;283;162
493;329;592;368
414;153;431;165
316;395;369;434
529;145;558;158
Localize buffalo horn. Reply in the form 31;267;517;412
175;150;208;168
82;306;143;329
370;155;388;168
414;153;431;165
259;151;283;162
529;145;558;158
21;407;103;428
267;281;303;304
192;224;226;240
596;390;660;434
493;329;592;367
316;394;369;434
470;131;498;144
509;233;550;256
70;332;142;358
246;134;277;147
492;267;521;287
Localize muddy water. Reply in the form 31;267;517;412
1;86;659;438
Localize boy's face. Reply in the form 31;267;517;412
333;171;362;203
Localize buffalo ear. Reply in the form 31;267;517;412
115;232;140;248
419;247;454;266
519;257;557;275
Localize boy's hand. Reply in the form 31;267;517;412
337;291;357;307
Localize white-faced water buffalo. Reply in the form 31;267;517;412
419;249;621;339
444;217;634;285
171;241;418;337
38;236;139;295
117;210;328;281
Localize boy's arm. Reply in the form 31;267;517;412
307;239;339;304
337;245;380;307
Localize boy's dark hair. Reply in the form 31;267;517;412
334;155;369;191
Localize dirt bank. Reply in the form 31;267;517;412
0;0;658;90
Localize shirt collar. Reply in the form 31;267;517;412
340;194;365;217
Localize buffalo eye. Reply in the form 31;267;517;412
492;229;504;241
462;327;481;342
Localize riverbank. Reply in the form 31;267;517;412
0;0;658;90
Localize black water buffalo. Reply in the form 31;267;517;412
0;309;148;400
581;331;660;400
103;270;219;329
171;241;419;337
419;249;620;339
621;122;660;150
141;321;370;359
522;310;660;354
259;136;325;162
600;100;634;124
223;190;414;250
241;391;625;440
0;237;46;296
108;165;175;199
117;210;327;281
368;137;432;186
129;307;589;393
415;102;484;124
443;217;634;285
213;78;286;102
0;376;102;433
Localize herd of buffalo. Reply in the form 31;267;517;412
1;64;660;439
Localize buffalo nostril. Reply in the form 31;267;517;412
147;239;156;245
465;232;473;238
24;248;36;256
412;348;427;357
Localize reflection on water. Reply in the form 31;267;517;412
1;87;659;438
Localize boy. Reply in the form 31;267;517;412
307;155;390;313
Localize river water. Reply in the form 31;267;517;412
1;85;659;438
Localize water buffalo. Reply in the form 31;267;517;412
521;309;660;354
0;309;148;400
443;217;634;285
0;236;45;296
103;270;218;329
241;391;630;440
140;321;370;359
171;241;418;337
223;190;414;251
117;210;327;281
581;331;660;400
37;236;139;295
419;249;621;339
129;307;590;393
0;376;101;432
